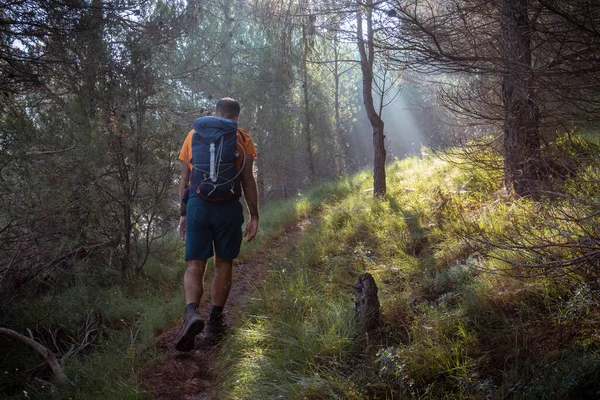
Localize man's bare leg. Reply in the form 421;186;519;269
212;255;233;307
184;259;208;305
205;255;233;340
176;259;207;351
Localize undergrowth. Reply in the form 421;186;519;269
0;175;362;399
219;135;600;399
5;134;600;399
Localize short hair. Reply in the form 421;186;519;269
215;98;240;119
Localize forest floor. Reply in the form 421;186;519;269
141;218;313;399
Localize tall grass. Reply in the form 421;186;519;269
0;240;184;399
218;142;600;399
0;175;362;399
5;138;599;398
239;172;370;261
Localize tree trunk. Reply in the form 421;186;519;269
357;4;386;197
121;203;131;280
302;26;317;183
333;37;343;175
333;36;351;175
500;0;541;196
222;0;234;93
107;113;132;278
372;119;386;195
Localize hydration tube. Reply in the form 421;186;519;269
209;142;216;182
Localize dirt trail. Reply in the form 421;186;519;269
142;219;311;399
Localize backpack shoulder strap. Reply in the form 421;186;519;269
237;129;247;143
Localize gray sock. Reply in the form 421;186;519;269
186;303;199;314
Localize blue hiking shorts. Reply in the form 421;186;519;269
185;196;244;261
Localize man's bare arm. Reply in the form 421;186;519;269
179;161;191;215
178;161;191;240
240;156;259;242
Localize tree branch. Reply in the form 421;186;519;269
0;327;70;383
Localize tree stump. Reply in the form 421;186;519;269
354;273;381;332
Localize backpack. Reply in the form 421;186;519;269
189;116;246;202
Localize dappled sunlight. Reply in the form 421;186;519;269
221;145;600;398
3;0;600;395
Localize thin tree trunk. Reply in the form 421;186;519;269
357;3;386;197
121;204;131;280
222;0;234;93
500;0;541;196
302;26;317;183
107;113;132;278
333;37;345;175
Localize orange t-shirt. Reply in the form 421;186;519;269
178;128;257;170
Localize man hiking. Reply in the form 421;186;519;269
176;97;259;351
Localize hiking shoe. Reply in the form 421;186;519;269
204;317;227;343
175;311;204;351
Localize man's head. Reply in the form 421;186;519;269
215;97;240;120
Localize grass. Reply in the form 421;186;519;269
0;244;184;399
239;172;371;262
4;134;600;399
0;175;363;399
218;136;600;399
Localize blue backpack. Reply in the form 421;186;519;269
189;116;246;202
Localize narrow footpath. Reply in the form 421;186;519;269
142;218;312;399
